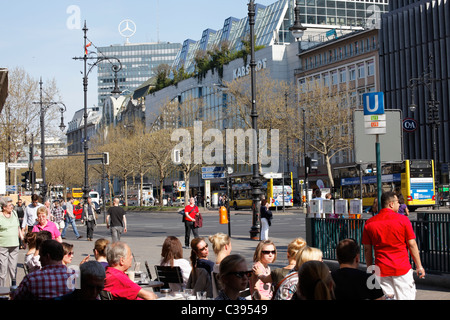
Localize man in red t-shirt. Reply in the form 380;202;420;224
183;197;199;248
362;191;425;300
104;242;157;300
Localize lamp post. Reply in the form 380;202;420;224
73;21;122;204
289;0;306;41
291;0;308;213
33;78;67;201
248;0;263;240
408;54;440;209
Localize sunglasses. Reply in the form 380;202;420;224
261;250;276;255
228;271;253;279
198;244;208;251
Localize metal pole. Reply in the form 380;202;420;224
39;78;46;200
82;21;90;205
248;0;261;240
303;108;309;215
376;135;382;209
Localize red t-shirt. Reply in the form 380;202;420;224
184;205;198;221
362;208;416;277
104;267;142;300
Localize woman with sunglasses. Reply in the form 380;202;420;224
250;240;277;300
62;242;74;266
215;254;249;300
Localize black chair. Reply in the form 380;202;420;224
99;290;112;300
154;265;183;289
145;261;153;280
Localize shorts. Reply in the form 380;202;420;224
55;220;65;229
379;269;416;300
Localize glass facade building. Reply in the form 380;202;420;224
97;42;181;107
172;0;388;74
297;0;389;26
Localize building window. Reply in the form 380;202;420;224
367;60;375;76
348;66;356;81
331;70;338;85
339;68;347;83
357;63;365;79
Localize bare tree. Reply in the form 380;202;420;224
298;80;355;187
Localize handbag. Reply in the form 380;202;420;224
194;211;203;228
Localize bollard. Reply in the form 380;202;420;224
219;206;229;224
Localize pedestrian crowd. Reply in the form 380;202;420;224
0;191;425;300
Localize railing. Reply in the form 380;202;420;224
307;213;450;274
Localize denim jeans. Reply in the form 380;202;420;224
61;215;80;238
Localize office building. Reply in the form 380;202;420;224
97;42;181;107
379;0;450;183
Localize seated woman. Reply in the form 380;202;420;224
187;238;213;297
159;236;191;292
215;254;250;301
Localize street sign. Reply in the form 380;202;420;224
202;166;225;173
363;92;386;135
202;172;225;179
6;185;17;192
7;162;28;169
87;158;104;165
402;118;418;132
263;173;282;179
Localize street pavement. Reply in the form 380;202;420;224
13;207;450;301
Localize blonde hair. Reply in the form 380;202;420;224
37;206;47;216
253;240;277;263
208;233;231;255
295;246;323;270
287;237;307;259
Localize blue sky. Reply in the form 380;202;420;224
0;0;275;122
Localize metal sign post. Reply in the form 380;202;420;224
363;92;386;207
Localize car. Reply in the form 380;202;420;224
73;200;101;220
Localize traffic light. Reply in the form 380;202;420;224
305;157;318;174
310;158;318;171
21;171;30;190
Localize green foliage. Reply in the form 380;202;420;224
151;40;265;93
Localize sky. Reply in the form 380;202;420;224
0;0;276;123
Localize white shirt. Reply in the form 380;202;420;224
160;258;192;292
22;203;43;229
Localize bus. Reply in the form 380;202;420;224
229;172;294;210
71;188;83;199
333;160;435;210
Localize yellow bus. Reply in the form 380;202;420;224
71;188;83;199
229;172;294;210
333;160;435;210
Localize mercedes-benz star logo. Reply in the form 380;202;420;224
118;19;137;38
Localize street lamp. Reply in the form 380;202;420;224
73;21;122;204
289;0;307;40
33;78;67;200
248;0;263;240
408;54;440;209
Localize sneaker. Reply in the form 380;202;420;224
77;236;83;239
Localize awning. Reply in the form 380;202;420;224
0;68;8;113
